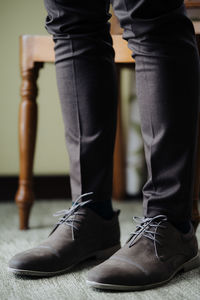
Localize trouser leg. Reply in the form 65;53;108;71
43;0;118;208
112;0;200;224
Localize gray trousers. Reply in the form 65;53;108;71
44;0;200;224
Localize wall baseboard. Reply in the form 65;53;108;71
0;175;71;201
0;175;145;202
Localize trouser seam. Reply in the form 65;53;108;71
140;51;157;217
71;39;82;198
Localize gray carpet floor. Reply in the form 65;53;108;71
0;199;200;300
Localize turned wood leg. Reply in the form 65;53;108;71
15;63;42;229
192;35;200;232
113;65;126;200
192;114;200;231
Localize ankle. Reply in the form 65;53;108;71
87;200;114;220
173;221;192;234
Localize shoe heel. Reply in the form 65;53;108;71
182;254;200;272
95;244;121;260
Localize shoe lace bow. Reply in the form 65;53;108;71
49;192;93;240
127;215;167;257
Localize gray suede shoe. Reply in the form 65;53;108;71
8;193;121;277
87;215;200;291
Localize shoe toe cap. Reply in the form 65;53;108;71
8;247;59;273
87;257;149;287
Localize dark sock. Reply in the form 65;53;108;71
174;221;191;234
87;199;114;220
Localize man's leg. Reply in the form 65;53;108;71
113;0;200;228
8;0;121;277
87;0;200;290
44;0;118;219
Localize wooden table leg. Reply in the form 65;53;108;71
192;114;200;231
113;65;126;200
191;35;200;232
15;62;42;230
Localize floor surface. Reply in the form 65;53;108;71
1;199;200;300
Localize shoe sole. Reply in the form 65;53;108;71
86;253;200;291
7;244;121;277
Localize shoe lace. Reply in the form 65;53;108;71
127;215;168;258
49;192;93;240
